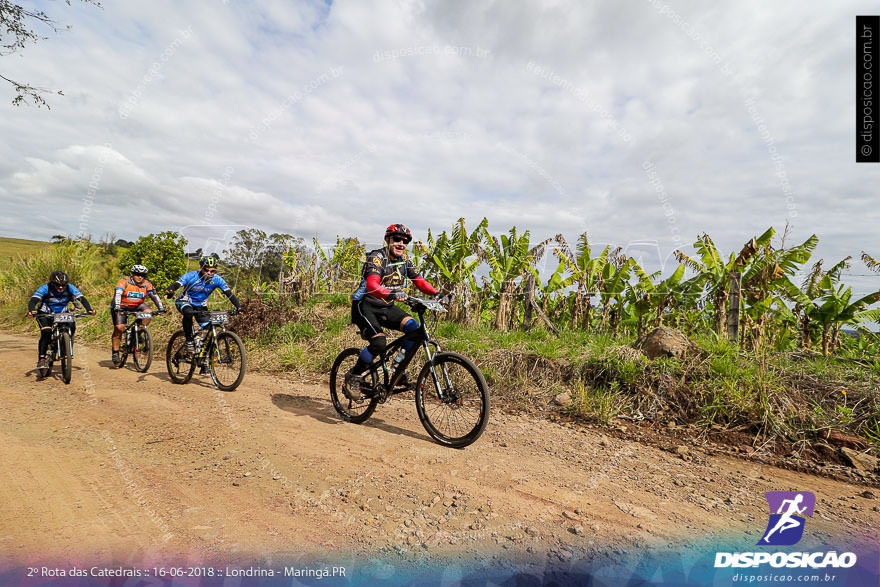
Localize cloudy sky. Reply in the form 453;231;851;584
1;0;878;292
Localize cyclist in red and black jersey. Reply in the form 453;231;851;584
346;223;440;398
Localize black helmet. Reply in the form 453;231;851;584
199;255;218;269
49;270;69;287
384;223;412;244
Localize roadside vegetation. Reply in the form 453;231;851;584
1;222;879;469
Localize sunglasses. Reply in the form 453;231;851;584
390;236;409;244
203;268;217;273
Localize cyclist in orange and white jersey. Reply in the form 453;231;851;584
110;264;164;365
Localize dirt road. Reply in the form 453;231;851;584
0;331;877;575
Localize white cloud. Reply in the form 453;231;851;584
0;0;877;297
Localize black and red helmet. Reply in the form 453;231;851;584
384;223;412;244
49;270;69;287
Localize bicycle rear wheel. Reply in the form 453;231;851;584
166;330;195;384
131;326;153;373
329;348;379;423
415;352;489;448
208;331;246;391
60;331;73;385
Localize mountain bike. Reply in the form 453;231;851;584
34;310;89;384
330;296;490;448
114;309;164;372
166;309;246;391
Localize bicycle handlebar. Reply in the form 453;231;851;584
32;311;91;318
405;295;448;313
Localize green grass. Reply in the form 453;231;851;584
0;237;51;270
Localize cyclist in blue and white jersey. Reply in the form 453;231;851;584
26;270;96;370
164;255;244;354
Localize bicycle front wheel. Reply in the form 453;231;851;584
415;352;489;448
131;326;153;373
329;348;379;423
166;330;195;384
208;331;246;391
60;331;73;385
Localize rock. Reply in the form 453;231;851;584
840;448;879;474
562;510;580;521
553;392;572;407
634;327;695;359
859;490;875;499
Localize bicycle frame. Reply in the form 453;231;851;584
193;313;229;365
367;298;451;399
35;311;81;355
121;310;152;350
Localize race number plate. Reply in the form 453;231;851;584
136;312;152;319
53;313;74;323
210;312;229;325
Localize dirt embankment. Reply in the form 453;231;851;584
0;331;877;569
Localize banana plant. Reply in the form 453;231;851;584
786;258;850;350
478;225;550;331
420;217;487;323
675;228;774;336
739;233;818;348
596;248;634;332
552;233;609;330
312;236;365;293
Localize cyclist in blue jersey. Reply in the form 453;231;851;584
26;271;96;370
164;255;244;354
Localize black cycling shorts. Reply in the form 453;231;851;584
351;300;411;339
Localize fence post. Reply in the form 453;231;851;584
727;271;742;343
522;273;535;330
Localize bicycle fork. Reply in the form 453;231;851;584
421;340;455;402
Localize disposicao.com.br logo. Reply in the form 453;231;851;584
715;491;858;570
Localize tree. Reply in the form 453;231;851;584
1;0;101;107
117;231;187;291
222;229;298;286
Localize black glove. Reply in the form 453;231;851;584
164;289;174;299
390;290;407;302
433;293;451;305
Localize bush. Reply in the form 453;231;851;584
117;232;188;290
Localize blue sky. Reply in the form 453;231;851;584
1;0;879;293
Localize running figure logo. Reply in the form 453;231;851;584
759;491;816;546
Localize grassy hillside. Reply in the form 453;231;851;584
0;237;51;270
